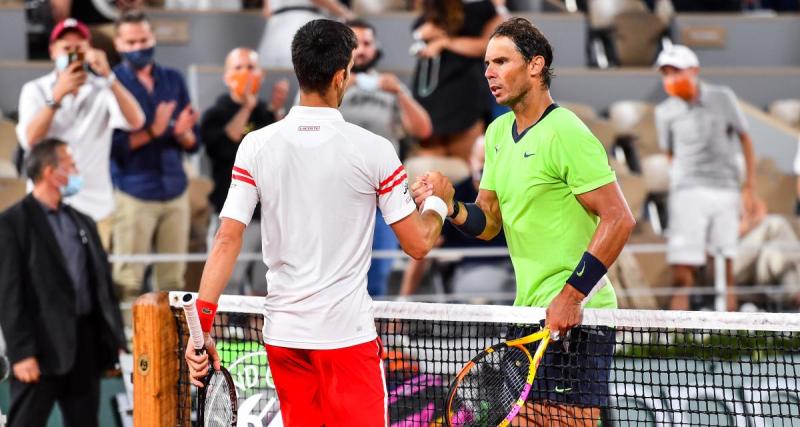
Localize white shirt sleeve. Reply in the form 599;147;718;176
104;84;139;131
220;136;259;226
16;80;46;150
373;139;416;225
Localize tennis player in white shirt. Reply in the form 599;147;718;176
185;19;453;425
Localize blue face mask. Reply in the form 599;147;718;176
60;174;83;198
55;54;70;71
122;46;155;69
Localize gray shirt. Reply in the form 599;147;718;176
655;82;748;190
36;199;93;315
339;72;404;153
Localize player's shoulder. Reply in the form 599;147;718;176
547;106;594;139
485;111;515;140
338;120;396;153
238;121;283;156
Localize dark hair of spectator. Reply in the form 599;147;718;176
422;0;464;36
25;138;67;182
491;18;554;88
346;19;377;35
291;20;358;95
115;9;150;29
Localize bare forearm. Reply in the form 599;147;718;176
586;210;635;267
399;257;430;296
443;36;490;58
312;0;350;17
739;132;756;189
110;81;145;129
397;89;432;140
224;107;253;142
197;234;243;304
25;107;57;146
129;129;153;150
176;130;197;150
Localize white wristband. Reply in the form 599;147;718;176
421;196;448;222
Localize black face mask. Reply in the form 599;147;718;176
351;50;382;74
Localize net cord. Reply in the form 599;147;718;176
169;292;800;332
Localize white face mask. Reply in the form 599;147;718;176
355;73;380;92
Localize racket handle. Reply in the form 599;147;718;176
181;293;206;351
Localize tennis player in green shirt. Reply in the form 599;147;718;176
413;18;635;425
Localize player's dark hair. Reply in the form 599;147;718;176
115;9;150;30
25;138;67;182
292;19;358;96
491;17;554;88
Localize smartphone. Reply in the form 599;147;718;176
67;51;89;73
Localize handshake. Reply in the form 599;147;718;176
410;171;456;218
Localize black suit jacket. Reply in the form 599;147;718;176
0;194;126;375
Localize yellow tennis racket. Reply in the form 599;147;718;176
446;328;552;427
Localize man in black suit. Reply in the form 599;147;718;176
0;138;126;427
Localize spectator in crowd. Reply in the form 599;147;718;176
410;0;503;162
257;0;355;69
735;195;800;309
654;45;757;311
0;139;126;427
342;19;433;296
16;18;145;248
201;47;282;295
399;136;514;299
111;10;200;301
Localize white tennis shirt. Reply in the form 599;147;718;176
220;106;416;349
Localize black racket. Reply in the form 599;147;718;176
182;293;238;427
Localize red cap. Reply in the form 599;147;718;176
50;18;90;44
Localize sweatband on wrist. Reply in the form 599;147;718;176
454;203;487;237
448;200;461;219
422;196;447;222
196;299;218;333
567;251;608;296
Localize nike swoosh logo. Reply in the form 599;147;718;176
555;386;572;393
576;261;586;277
495;145;500;153
524;152;535;158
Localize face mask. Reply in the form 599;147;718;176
123;46;156;70
60;173;83;198
227;69;262;99
664;74;697;101
355;73;380;92
55;54;70;71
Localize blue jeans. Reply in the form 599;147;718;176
367;210;397;297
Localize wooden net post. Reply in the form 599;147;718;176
133;291;188;426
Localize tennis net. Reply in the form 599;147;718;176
168;292;800;426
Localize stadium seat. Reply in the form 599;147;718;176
611;10;668;67
0;177;24;211
768;99;800;129
0;117;18;162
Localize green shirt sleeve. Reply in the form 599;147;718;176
479;120;498;192
547;114;616;195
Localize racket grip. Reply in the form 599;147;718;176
181;293;206;351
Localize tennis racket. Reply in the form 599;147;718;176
445;327;552;427
182;293;238;427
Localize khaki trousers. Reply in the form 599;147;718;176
112;190;190;301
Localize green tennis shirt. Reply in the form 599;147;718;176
480;105;618;309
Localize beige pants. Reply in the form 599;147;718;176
112;190;190;301
95;215;113;251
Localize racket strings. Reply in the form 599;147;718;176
204;371;235;427
451;346;532;426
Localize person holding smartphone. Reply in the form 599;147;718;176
16;18;145;248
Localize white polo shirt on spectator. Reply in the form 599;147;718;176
220;106;415;349
16;71;137;221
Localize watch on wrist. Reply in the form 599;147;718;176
46;97;61;110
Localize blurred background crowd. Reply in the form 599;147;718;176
0;0;799;316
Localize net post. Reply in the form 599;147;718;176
132;291;183;426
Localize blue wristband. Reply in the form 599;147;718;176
453;203;487;237
567;251;607;296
